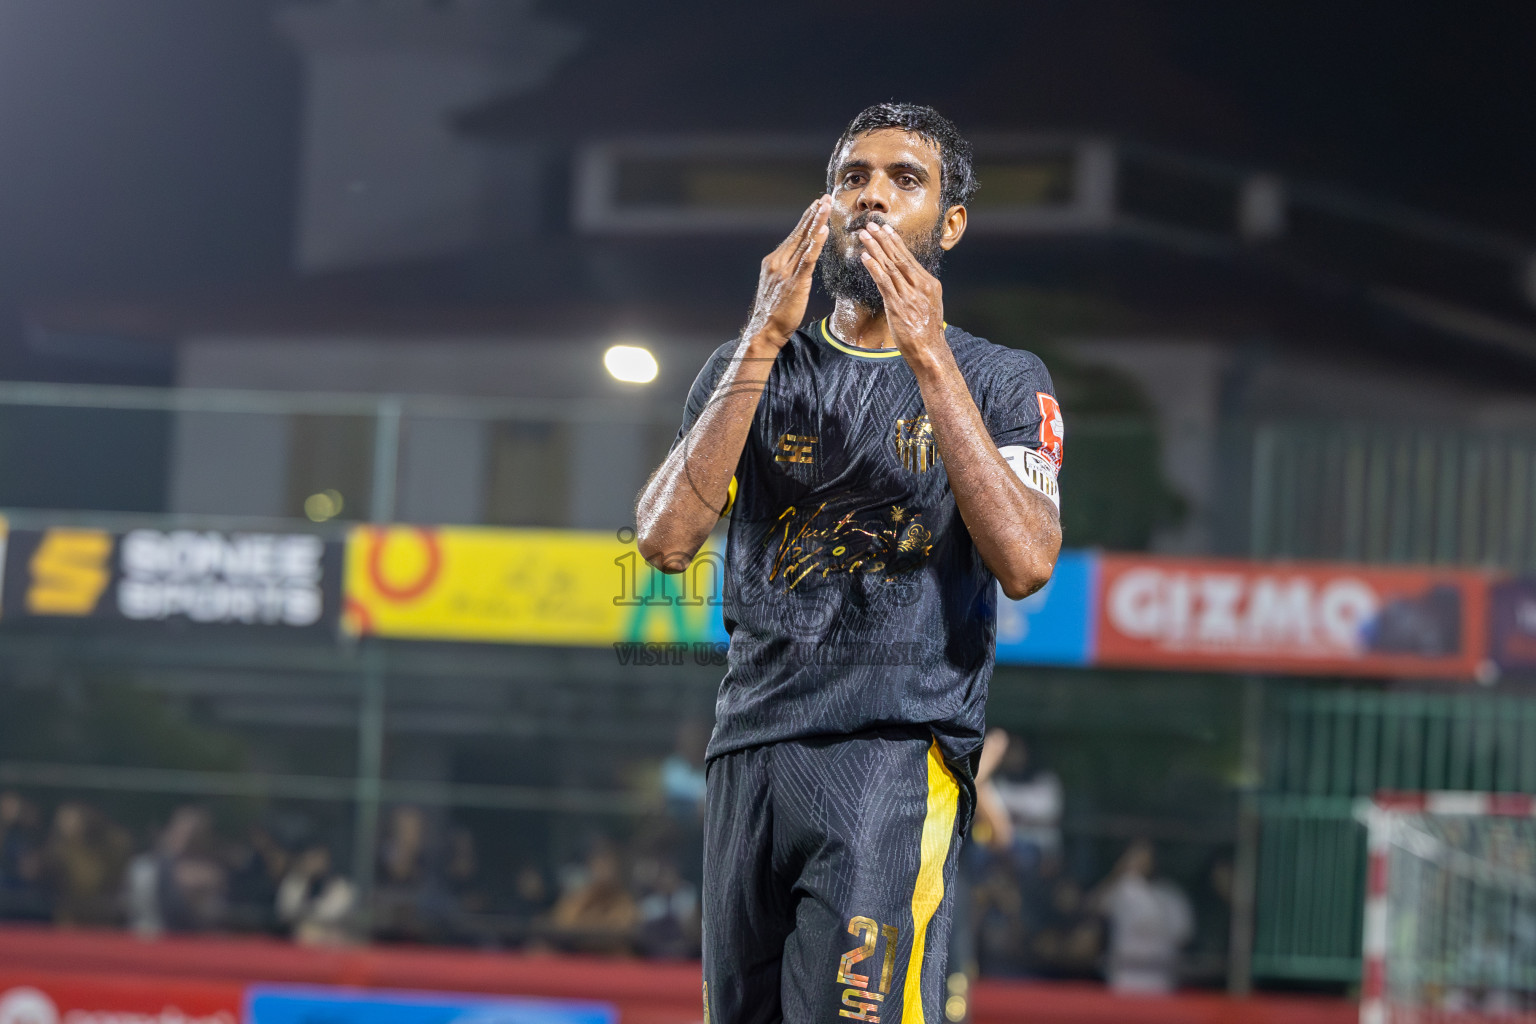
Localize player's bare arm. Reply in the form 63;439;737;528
635;195;832;573
860;221;1061;599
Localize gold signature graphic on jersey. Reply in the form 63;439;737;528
765;502;934;590
894;415;939;472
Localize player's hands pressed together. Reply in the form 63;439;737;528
745;195;832;349
856;221;947;367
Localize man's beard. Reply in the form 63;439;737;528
817;213;945;315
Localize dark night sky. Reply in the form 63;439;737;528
0;1;1530;310
0;1;299;297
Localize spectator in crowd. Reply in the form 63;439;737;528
949;727;1014;1005
42;801;131;926
224;825;291;933
164;805;228;930
374;805;453;941
123;836;162;937
507;862;552;947
990;733;1064;863
124;805;228;935
445;826;486;917
1023;854;1103;979
955;729;1073;988
969;729;1015;851
1187;855;1235;983
972;849;1031;977
380;805;431;885
1090;839;1193;994
633;854;699;959
549;838;636;955
660;721;709;888
660;721;708;820
0;791;45;920
277;844;358;946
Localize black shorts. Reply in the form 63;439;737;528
701;727;965;1024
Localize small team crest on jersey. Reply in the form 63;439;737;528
894;415;939;472
1036;393;1064;471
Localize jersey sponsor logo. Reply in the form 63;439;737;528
1036;393;1064;472
894;415;939;473
999;445;1060;510
775;433;819;464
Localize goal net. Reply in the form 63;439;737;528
1361;792;1536;1024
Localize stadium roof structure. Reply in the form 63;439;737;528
26;132;1536;396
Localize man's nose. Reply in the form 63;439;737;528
856;178;892;213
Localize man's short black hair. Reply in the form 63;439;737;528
826;103;978;212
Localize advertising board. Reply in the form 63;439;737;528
246;986;613;1024
343;526;727;646
1093;555;1489;678
1488;578;1536;673
0;974;243;1024
0;527;343;632
995;549;1095;666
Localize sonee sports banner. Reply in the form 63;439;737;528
0;526;344;633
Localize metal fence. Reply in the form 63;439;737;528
0;378;1182;957
1252;687;1536;982
0;379;674;530
1251;422;1536;571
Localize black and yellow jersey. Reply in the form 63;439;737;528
671;319;1061;769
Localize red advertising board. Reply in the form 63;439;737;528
0;972;243;1024
0;930;1357;1024
1094;555;1489;678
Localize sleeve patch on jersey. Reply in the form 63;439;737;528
1035;393;1065;472
1000;445;1060;511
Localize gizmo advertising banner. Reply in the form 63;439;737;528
1094;555;1488;679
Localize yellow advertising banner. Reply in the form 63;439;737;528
342;525;727;646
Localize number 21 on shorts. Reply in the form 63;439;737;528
837;915;900;1021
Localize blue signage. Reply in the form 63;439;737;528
247;986;615;1024
994;549;1096;666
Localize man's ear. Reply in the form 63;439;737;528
939;204;968;251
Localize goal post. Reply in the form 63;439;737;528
1360;791;1536;1024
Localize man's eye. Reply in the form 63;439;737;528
843;173;865;187
897;176;918;188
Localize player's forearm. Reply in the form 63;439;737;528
909;348;1061;599
635;336;778;572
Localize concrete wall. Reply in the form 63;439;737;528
168;333;722;529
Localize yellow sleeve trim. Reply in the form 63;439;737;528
721;475;737;517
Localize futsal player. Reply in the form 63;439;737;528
635;103;1063;1023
